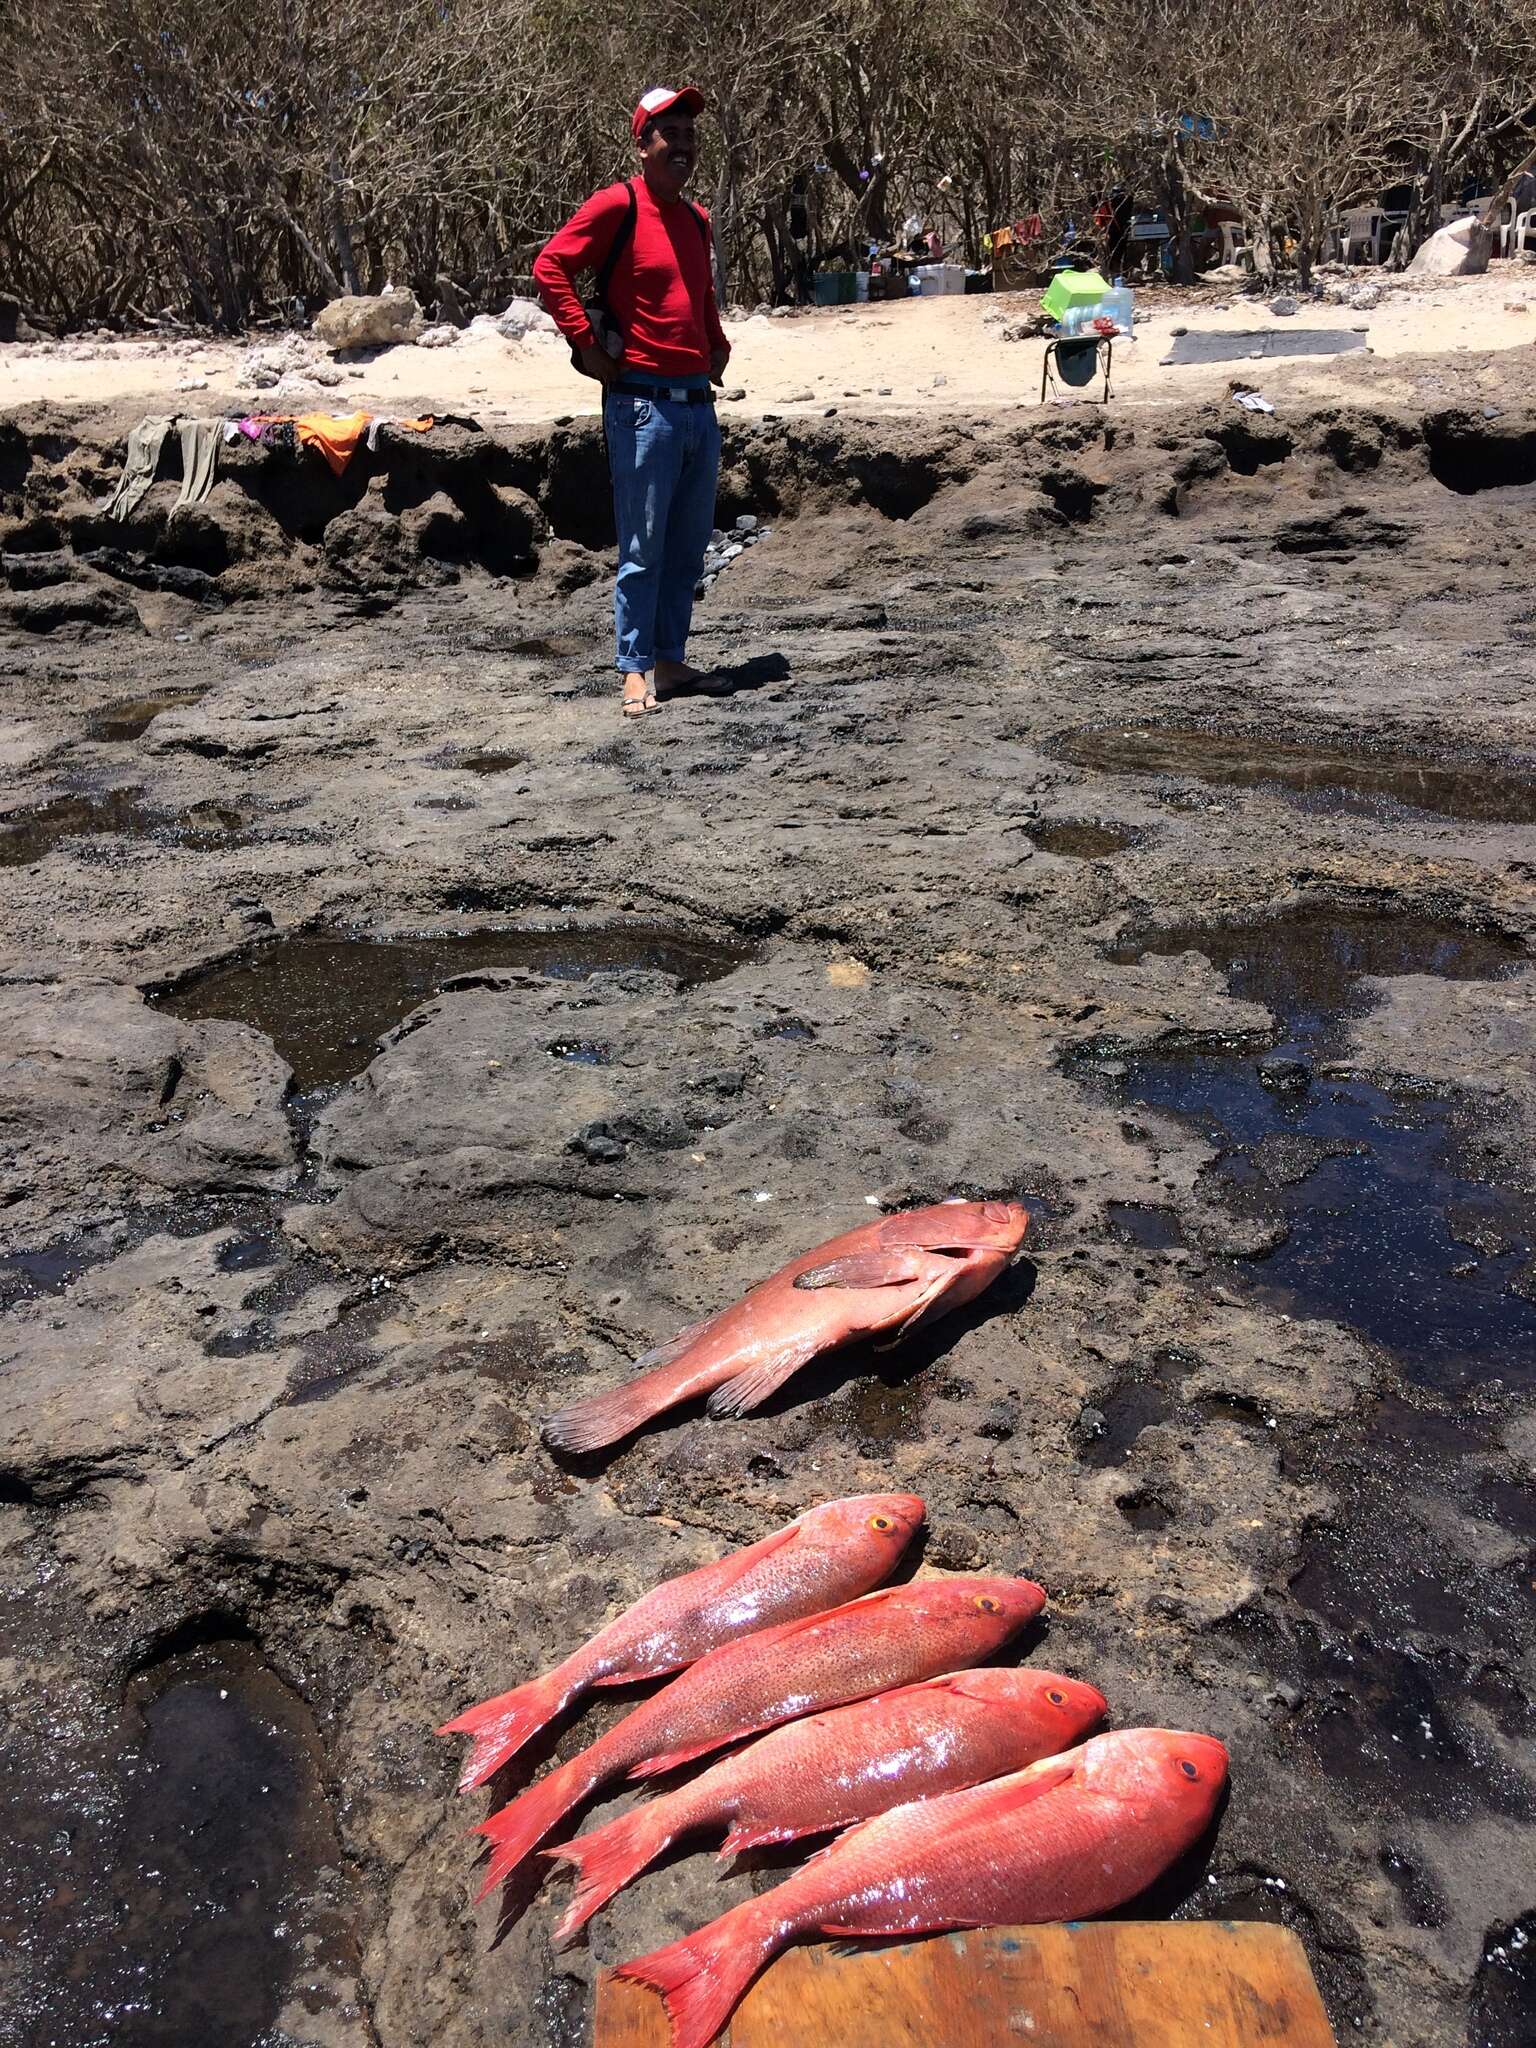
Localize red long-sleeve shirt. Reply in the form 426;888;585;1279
533;177;730;377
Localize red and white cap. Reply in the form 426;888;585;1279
632;85;705;139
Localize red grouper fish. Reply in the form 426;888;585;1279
472;1575;1045;1898
542;1199;1031;1455
545;1666;1107;1945
617;1726;1230;2048
437;1494;924;1793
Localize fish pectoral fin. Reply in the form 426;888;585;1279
868;1271;962;1351
792;1251;926;1292
705;1332;822;1417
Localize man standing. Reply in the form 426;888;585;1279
534;87;731;718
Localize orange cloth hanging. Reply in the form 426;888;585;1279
293;410;371;475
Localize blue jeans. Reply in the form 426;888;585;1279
604;379;721;674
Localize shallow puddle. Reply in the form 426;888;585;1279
1110;905;1523;1055
2;790;155;866
1106;1201;1184;1249
1470;1913;1536;2048
0;790;245;866
1025;819;1138;859
88;688;209;741
1078;1345;1271;1470
2;1636;358;2048
833;1373;927;1450
1057;726;1536;825
154;925;752;1091
1093;903;1536;1881
508;635;587;660
1104;908;1536;1387
450;749;526;776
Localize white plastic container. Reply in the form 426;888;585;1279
855;271;869;302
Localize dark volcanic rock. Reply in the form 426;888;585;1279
0;980;296;1242
3;378;1536;2048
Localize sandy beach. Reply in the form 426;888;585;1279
4;266;1534;427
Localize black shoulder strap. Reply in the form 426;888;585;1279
594;180;638;302
686;201;711;248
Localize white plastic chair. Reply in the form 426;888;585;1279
1336;207;1386;264
1511;210;1536;257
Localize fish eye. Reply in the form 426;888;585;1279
869;1514;893;1531
1047;1688;1067;1705
975;1595;1000;1613
1178;1759;1199;1780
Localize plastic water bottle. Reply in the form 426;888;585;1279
1101;284;1134;333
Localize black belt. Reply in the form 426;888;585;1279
610;380;715;405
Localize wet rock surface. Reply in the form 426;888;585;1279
2;379;1536;2046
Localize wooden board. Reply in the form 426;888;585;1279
597;1920;1338;2048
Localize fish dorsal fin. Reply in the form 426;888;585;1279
629;1308;724;1374
793;1250;926;1292
707;1517;801;1590
816;1754;1079;1864
938;1672;1015;1703
690;1584;901;1671
877;1207;979;1251
596;1521;808;1681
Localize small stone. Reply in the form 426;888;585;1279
975;1401;1016;1441
735;514;759;532
1269;295;1298;316
571;1123;626;1163
1076;1404;1106;1441
1257;1056;1310;1093
877;386;892;396
723;387;746;401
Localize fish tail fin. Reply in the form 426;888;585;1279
545;1796;686;1946
541;1379;671;1455
473;1753;599;1899
543;1315;727;1453
437;1665;579;1792
705;1333;821;1419
616;1902;778;2048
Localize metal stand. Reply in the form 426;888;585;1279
1040;335;1113;403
